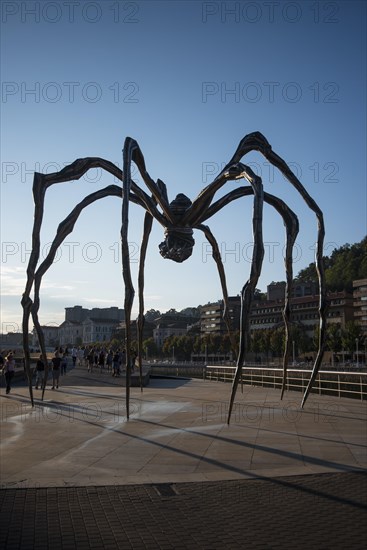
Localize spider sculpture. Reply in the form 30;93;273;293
21;132;327;424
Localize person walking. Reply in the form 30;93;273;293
98;350;105;373
34;354;45;389
121;349;126;372
112;350;120;377
61;352;68;375
106;350;113;373
2;352;16;394
51;351;62;389
71;347;78;367
130;349;137;373
87;349;94;373
77;347;84;366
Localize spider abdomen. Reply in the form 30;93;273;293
159;226;195;263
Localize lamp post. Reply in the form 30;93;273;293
292;340;295;366
355;338;359;368
172;346;175;363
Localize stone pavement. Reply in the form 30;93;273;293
1;365;366;548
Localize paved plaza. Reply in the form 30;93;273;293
1;366;366;548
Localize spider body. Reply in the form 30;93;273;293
159;194;195;262
22;132;327;424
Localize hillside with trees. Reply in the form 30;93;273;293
295;237;367;292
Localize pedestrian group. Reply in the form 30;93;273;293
1;345;138;395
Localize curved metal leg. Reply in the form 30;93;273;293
21;159;124;407
122;139;138;419
196;224;237;356
196;182;298;420
30;186;125;401
226;167;264;424
137;211;154;390
228;132;327;407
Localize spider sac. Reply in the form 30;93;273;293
159;193;195;263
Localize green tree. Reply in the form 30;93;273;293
142;337;158;359
290;326;313;356
208;334;222;355
326;323;342;352
221;333;232;354
251;330;262;354
162;335;176;357
193;335;202;354
295;237;367;292
145;309;161;322
270;327;285;357
341;321;362;354
181;335;194;360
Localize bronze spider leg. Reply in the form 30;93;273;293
22;157;158;406
137;179;169;390
29;186;140;401
226;167;265;424
183;166;253;358
186;163;265;424
122;138;174;418
227;132;327;408
197;186;299;421
123;138;174;224
195;224;237;356
136;211;154;390
188;132;326;408
27;173;163;409
21;159;126;405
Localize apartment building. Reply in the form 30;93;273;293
201;297;241;336
201;287;354;338
353;278;367;336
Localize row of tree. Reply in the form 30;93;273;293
110;321;364;362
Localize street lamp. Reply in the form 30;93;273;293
355;338;359;368
172;346;175;363
292;340;295;366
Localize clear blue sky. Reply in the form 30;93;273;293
1;0;366;332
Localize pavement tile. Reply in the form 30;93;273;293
1;368;366;548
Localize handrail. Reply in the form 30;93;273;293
204;365;367;401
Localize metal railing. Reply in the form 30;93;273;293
5;359;366;401
150;364;206;379
204;365;367;401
